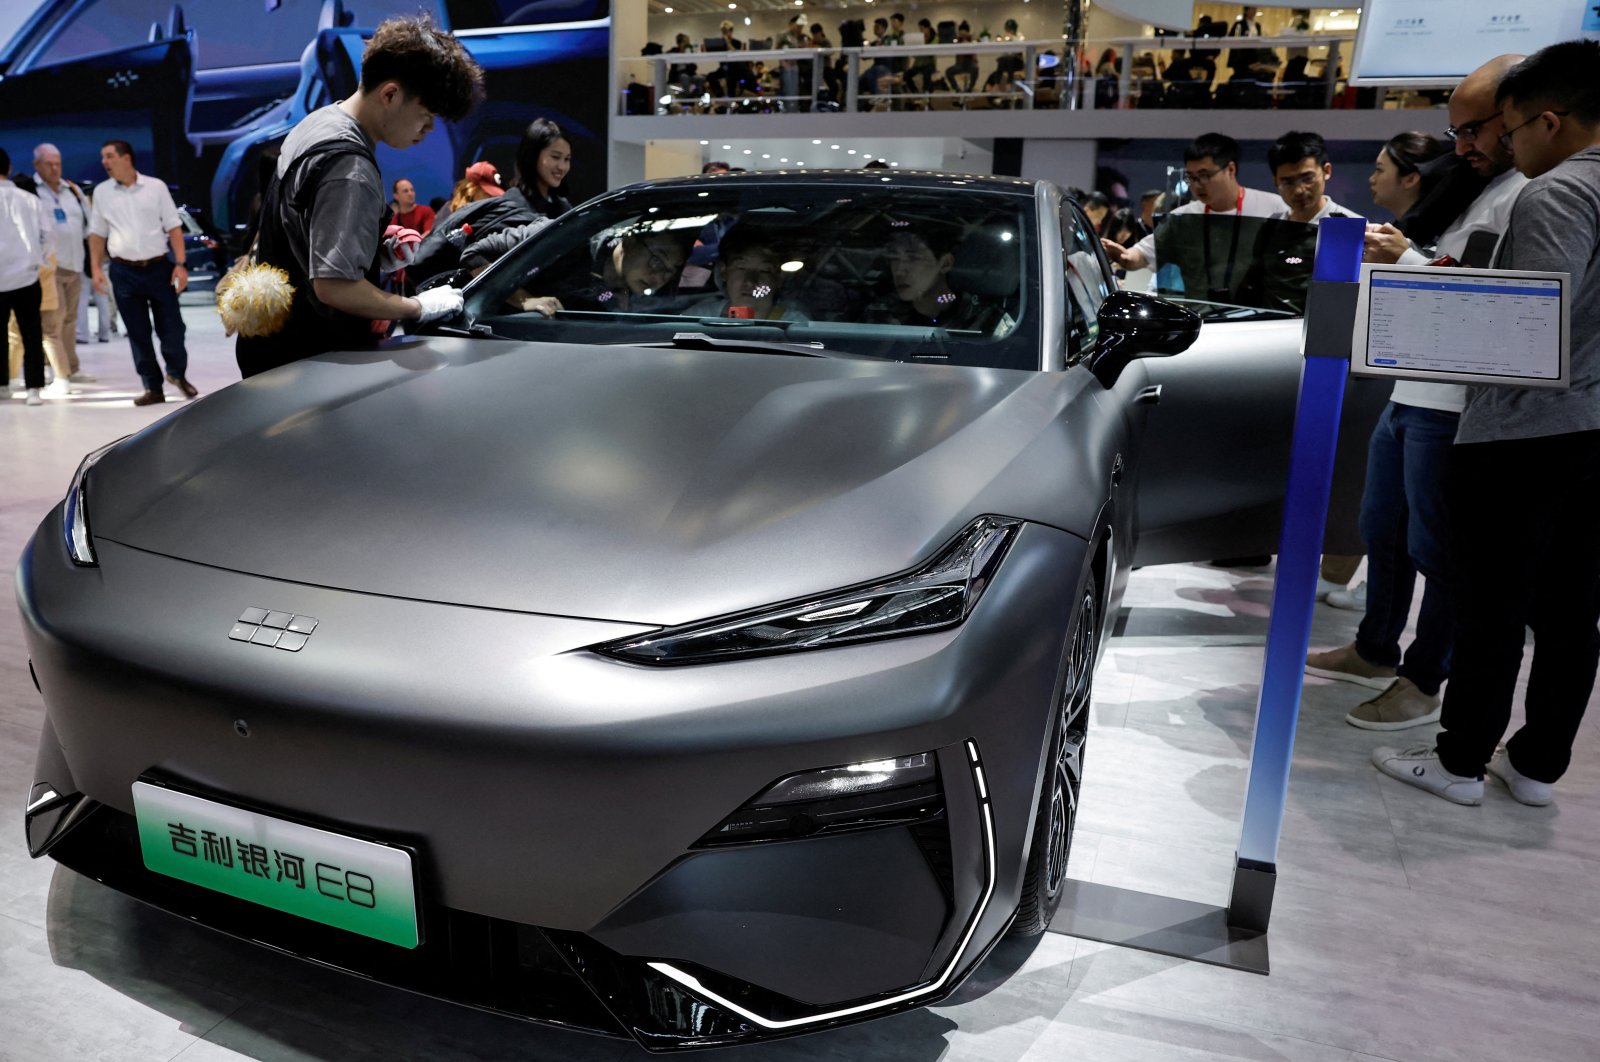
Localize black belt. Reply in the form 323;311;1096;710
110;256;168;268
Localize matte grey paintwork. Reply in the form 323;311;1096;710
89;336;1123;626
20;511;1085;968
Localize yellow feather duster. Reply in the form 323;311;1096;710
215;261;295;338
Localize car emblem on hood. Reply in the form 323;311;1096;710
228;608;317;651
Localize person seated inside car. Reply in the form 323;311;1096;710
517;229;691;316
865;223;999;333
681;226;808;321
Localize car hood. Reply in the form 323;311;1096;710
91;337;1082;625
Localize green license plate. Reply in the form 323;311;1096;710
132;781;419;948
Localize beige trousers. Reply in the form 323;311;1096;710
56;270;82;375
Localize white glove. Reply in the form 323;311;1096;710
413;286;463;325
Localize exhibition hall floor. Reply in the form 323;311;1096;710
2;305;1597;1062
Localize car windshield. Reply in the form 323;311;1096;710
465;181;1042;370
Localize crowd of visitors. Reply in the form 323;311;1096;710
637;5;1340;114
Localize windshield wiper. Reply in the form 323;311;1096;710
634;332;831;358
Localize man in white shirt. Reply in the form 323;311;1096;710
0;146;56;406
1308;55;1528;730
33;143;95;390
1236;130;1357;315
87;139;195;406
1101;132;1286;297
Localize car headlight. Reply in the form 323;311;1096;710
598;516;1021;665
61;439;123;566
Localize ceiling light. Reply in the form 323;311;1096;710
780;157;788;162
761;153;771;159
743;15;750;24
847;149;857;155
742;148;752;154
890;161;900;167
663;4;672;10
780;260;804;272
797;161;805;166
812;139;822;145
699;140;708;145
830;144;840;149
722;144;732;150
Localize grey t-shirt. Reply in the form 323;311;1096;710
274;104;385;282
1457;147;1600;443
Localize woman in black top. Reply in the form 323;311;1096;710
520;118;573;219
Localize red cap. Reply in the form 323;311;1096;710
463;161;505;197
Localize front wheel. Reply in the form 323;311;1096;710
1009;572;1096;937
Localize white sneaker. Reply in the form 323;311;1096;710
24;388;43;406
1372;744;1483;805
1487;747;1553;806
6;380;22;393
67;371;97;383
1325;581;1368;610
1315;577;1348;601
44;378;76;397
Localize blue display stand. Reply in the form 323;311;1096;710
1228;216;1367;932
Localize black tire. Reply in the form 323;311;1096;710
1009;572;1097;937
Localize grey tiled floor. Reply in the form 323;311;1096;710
2;304;1597;1061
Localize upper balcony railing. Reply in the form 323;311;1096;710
619;32;1375;117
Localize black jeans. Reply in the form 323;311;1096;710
109;259;187;391
1435;429;1600;782
0;281;47;390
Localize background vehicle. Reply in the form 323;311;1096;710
0;0;610;250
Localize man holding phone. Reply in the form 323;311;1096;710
88;140;195;406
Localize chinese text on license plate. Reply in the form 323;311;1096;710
132;781;419;948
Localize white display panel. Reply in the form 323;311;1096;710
1351;264;1570;389
1349;0;1600;86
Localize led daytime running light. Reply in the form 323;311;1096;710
599;516;1020;665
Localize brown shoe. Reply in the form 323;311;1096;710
1346;678;1442;731
1305;642;1396;690
166;374;199;398
133;389;166;406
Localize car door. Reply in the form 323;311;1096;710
1127;298;1388;568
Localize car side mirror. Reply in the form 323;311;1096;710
1089;291;1201;384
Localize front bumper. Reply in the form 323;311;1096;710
18;506;1087;1048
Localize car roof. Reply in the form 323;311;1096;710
626;169;1042;198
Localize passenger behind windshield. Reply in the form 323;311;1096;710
682;225;807;321
867;223;1001;333
516;229;691;316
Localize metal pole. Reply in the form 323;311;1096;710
1323;39;1343;108
1227;216;1365;934
846;48;860;113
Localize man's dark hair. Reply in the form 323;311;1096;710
102;139;135;165
1267;130;1328;173
891;12;905;23
1184;132;1240;169
359;16;484;122
1495;40;1600;125
1080;189;1111;211
873;17;888;30
0;147;10;176
515;118;567;193
702;160;731;174
864;159;890;169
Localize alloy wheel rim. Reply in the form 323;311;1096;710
1045;588;1095;897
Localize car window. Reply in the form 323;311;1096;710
467;183;1042;370
1149;212;1322;319
1061;204;1112;365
